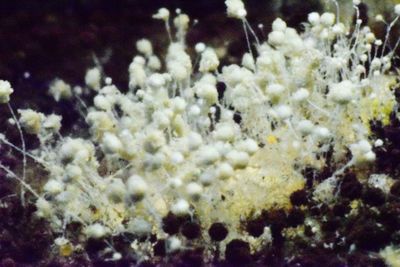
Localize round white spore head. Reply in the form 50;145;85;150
0;80;14;104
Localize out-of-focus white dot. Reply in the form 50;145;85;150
105;77;112;85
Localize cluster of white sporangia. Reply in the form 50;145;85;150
1;0;400;263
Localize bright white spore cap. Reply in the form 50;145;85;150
225;0;247;19
308;12;320;25
216;162;234;179
275;105;292;119
85;67;101;90
226;150;249;169
127;175;148;201
313;126;331;140
188;132;203;150
395;4;400;16
297;120;314;136
328;80;355;104
147;73;166;89
200;170;216;186
186;182;203;200
214;124;235;142
168;236;182;252
195;42;206;53
171;199;190;216
320;12;335;26
153;7;170;21
94;95;111;110
102;132;123;154
85;223;108;239
350;139;376;163
49;79;72;102
268;31;285;46
197;145;220;165
272;18;287;32
236;139;259;155
43;179;64;194
292;88;310;102
374;139;383;147
267;83;285;96
136;38;153;57
0;80;14;103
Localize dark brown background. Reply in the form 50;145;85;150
0;0;322;132
0;0;321;94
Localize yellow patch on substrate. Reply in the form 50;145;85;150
380;246;400;267
284;225;305;239
59;243;74;257
91;203;127;231
266;135;278;145
359;76;396;129
194;144;305;235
